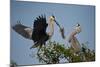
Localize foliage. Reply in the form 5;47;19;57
10;41;95;66
35;41;95;64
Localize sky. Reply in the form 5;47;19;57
10;0;95;65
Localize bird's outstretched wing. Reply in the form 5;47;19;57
12;23;33;40
32;15;48;42
30;15;49;49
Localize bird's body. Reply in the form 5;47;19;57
12;15;56;49
68;23;81;53
30;15;49;48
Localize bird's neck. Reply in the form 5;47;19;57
47;20;54;37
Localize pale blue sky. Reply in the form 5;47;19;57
11;1;95;65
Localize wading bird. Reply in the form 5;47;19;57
12;15;62;49
68;23;82;53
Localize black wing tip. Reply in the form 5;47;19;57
36;14;46;19
34;14;47;25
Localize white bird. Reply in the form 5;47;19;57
68;23;81;53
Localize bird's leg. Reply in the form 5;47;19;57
30;42;39;49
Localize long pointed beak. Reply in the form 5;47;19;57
54;20;61;29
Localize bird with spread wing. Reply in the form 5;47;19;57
12;15;64;49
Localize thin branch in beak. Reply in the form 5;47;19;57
60;27;66;39
55;20;65;39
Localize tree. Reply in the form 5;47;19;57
32;41;95;64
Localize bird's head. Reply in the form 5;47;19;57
76;23;80;27
75;23;81;34
49;15;56;22
49;15;59;25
